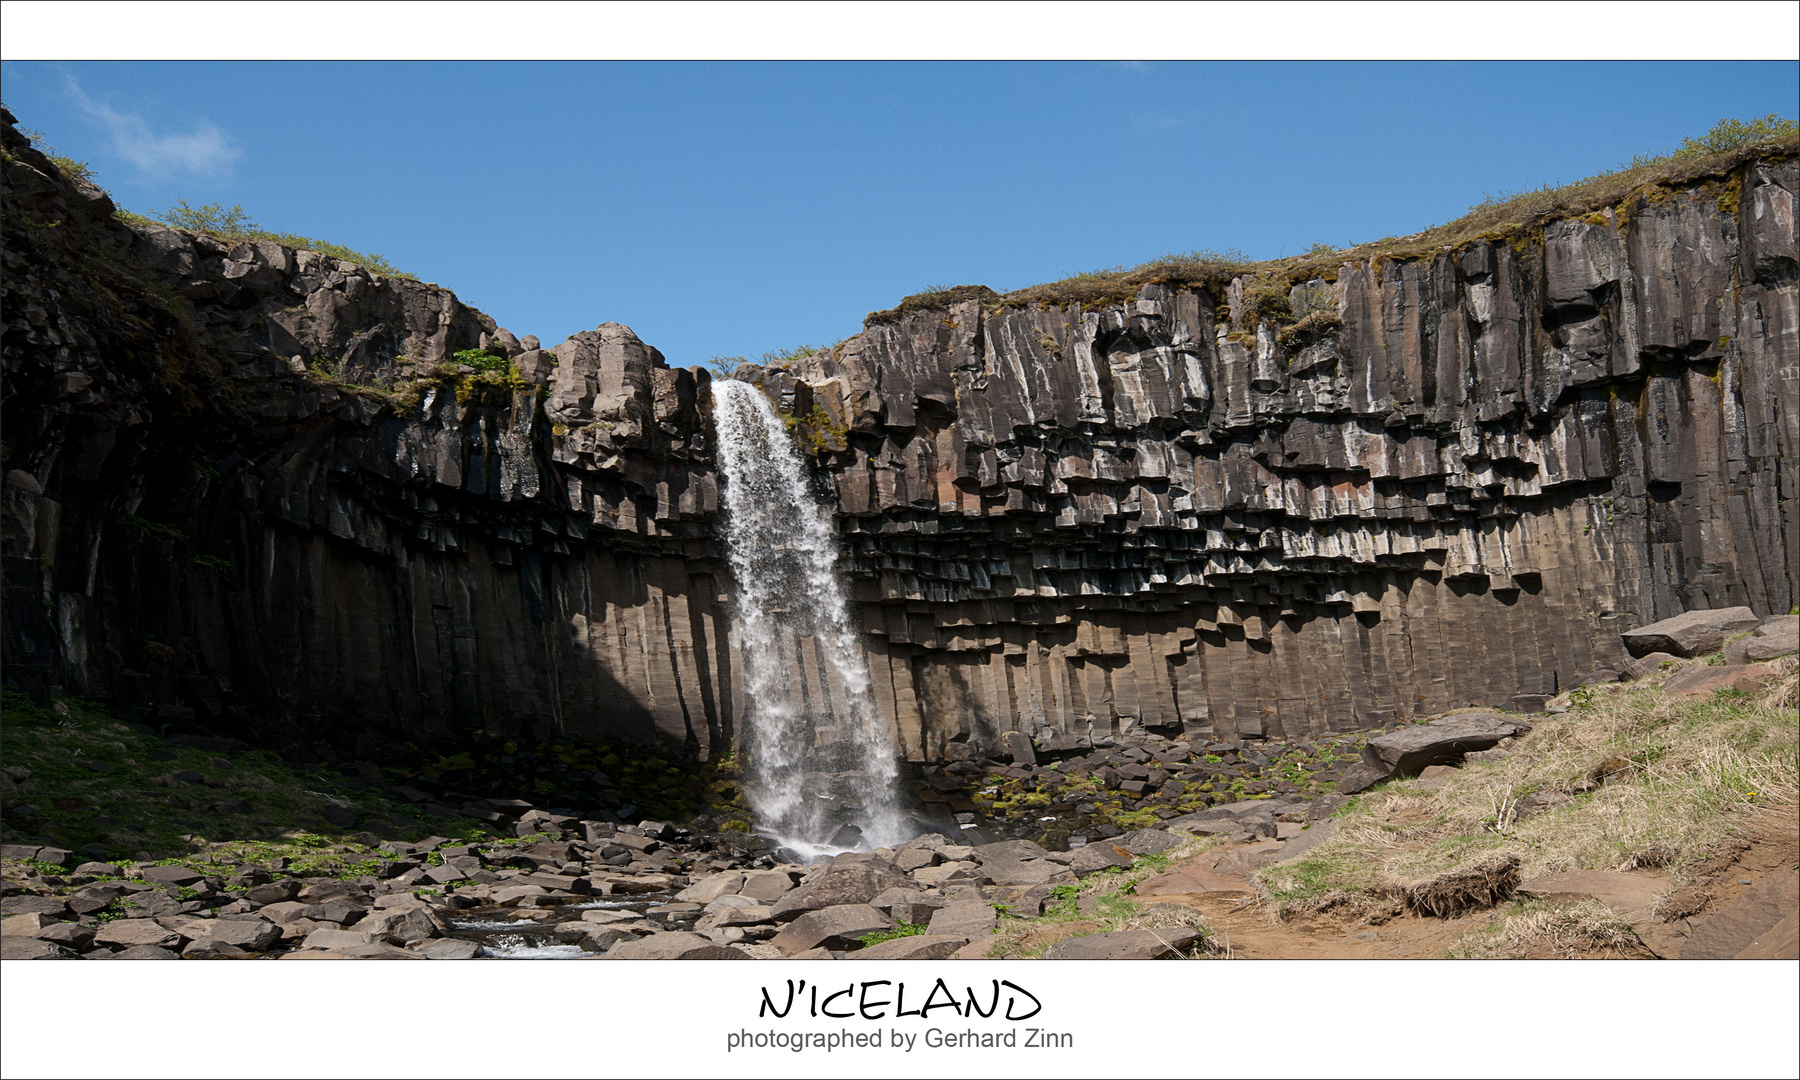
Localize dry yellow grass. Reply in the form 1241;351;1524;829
1255;655;1799;932
1444;896;1641;959
882;130;1796;315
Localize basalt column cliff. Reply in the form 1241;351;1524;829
3;109;1794;764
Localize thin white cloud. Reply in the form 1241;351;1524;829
63;71;239;178
1118;60;1150;73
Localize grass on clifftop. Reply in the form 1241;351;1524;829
954;116;1800;314
11;119;414;282
121;199;416;280
1253;655;1800;955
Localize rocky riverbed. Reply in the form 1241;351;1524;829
0;703;1530;960
0;801;1306;960
2;608;1793;960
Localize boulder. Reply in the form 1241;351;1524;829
675;871;745;903
1119;829;1183;855
1308;793;1350;820
974;839;1049;862
1621;607;1760;658
769;867;915;921
1336;758;1393;796
1042;928;1201;959
115;891;182;919
1727;615;1799;663
1273;820;1338;863
768;905;893;955
606;932;750;959
411;938;481;959
2;895;70;918
1662;663;1783;699
93;919;181;950
996;882;1057;918
593;924;658;949
893;848;941;872
1;912;58;936
1134;860;1252;896
974;850;1067;886
182;939;251;959
244;880;302;906
695;905;774;932
948;938;997;959
899;833;950;851
296;942;425;959
926;902;996;939
1067;843;1134;877
36;922;96;950
161;915;221;943
851;934;969;960
737;869;798;901
139;865;203;887
299;928;380;950
297;881;367;904
257;901;314;924
1416;764;1459;790
1625;652;1680;680
788;947;839;959
910;862;987;887
350;907;439;944
0;937;79;959
301;899;369;926
491;885;549;906
1357;713;1532;785
103;945;183;959
871;888;948;926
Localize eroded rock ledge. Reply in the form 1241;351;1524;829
3;107;1793;764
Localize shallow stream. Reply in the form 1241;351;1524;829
443;894;677;959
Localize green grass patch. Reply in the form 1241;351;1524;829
856;922;928;948
0;688;493;867
146;200;414;280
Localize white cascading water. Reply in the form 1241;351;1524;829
711;379;910;854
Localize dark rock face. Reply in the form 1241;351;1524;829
2;110;729;762
767;159;1798;757
3;105;1795;764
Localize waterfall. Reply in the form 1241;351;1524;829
711;379;910;853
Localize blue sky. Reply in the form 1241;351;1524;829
2;60;1794;365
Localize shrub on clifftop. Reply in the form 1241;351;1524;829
146;199;415;280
